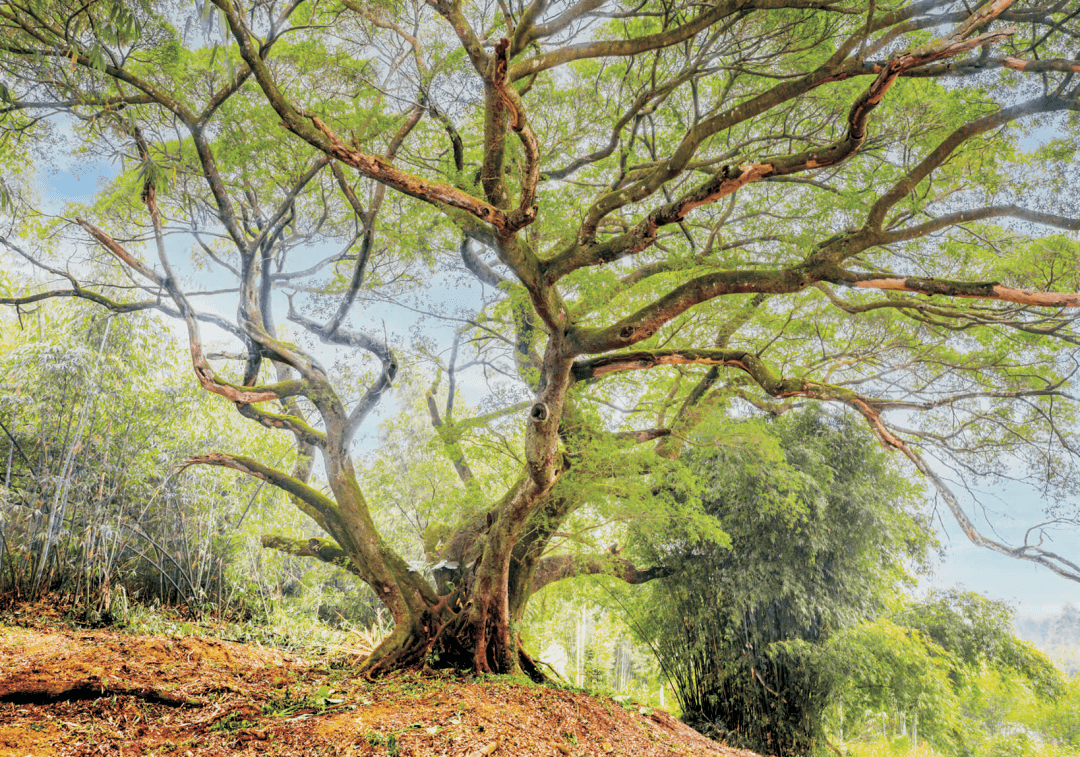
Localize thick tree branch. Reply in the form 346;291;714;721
77;218;310;404
571;268;816;354
841;272;1080;308
287;302;397;439
234;404;328;449
460;237;508;287
862;98;1070;234
546;18;1017;280
508;0;843;81
531;551;674;593
261;535;363;578
572;255;1080;357
213;0;506;232
875;204;1080;246
182;453;341;528
612;427;672;444
570;347;911;451
491;38;540;232
324;105;423;336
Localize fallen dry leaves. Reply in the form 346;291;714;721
0;621;762;757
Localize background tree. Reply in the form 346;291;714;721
636;409;929;755
0;291;234;608
828;590;1063;755
1;0;1079;677
1015;604;1080;675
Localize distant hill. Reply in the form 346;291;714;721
1015;603;1080;675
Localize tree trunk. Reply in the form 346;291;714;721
356;567;544;681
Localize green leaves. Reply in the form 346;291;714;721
897;590;1064;699
0;287;303;610
636;408;929;754
102;2;143;46
828;617;965;748
135;156;174;197
826;592;1067;755
86;45;107;73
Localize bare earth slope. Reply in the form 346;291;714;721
0;622;756;757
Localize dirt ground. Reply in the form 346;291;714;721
0;615;759;757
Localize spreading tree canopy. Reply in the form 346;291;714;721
1;0;1079;676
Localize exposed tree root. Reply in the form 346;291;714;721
357;611;547;683
0;679;202;706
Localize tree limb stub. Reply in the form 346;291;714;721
77;218;165;286
1002;56;1080;74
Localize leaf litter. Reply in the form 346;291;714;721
0;616;761;757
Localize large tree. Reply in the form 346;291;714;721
1;0;1079;677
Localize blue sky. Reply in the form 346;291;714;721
926;495;1080;619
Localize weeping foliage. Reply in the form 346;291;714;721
640;408;930;756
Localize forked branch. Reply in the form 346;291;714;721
910;451;1080;583
546;14;1018;280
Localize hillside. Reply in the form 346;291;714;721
1015;604;1080;676
0;619;751;757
